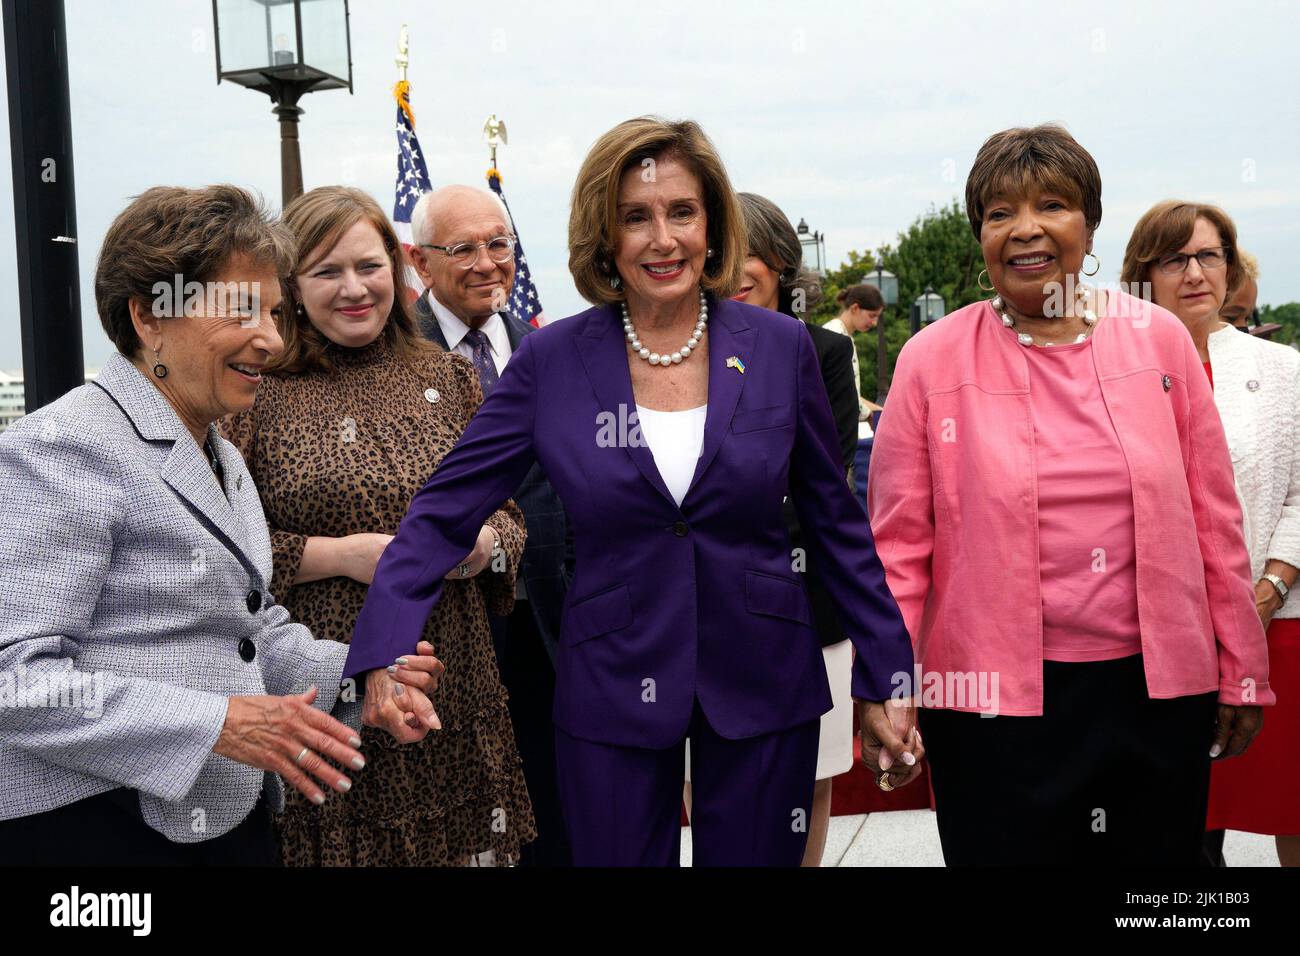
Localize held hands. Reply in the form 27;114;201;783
361;641;446;744
214;686;364;806
214;639;446;804
443;525;499;580
1210;704;1263;760
858;697;925;791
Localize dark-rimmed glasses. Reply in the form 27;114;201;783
1155;246;1231;275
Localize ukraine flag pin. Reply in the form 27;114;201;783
726;355;746;374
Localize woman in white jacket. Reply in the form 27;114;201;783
1124;201;1300;867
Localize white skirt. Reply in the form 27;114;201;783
686;639;855;783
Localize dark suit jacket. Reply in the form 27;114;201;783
783;322;859;648
344;298;913;747
416;295;571;665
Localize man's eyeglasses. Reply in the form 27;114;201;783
420;236;516;270
1155;246;1231;276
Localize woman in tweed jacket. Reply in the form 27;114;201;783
0;186;440;865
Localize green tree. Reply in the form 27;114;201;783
1259;302;1300;350
811;200;985;401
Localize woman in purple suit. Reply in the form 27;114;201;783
343;117;920;866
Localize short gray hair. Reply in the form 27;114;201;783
410;185;510;246
736;192;822;318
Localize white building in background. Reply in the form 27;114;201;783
0;369;99;432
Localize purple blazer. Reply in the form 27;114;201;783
344;296;914;748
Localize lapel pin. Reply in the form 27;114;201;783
1246;379;1260;392
726;355;746;374
1161;374;1172;392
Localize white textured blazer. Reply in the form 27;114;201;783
1207;325;1300;620
0;353;360;842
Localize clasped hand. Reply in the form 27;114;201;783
857;697;925;791
215;640;445;806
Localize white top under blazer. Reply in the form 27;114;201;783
635;404;707;507
1207;325;1300;619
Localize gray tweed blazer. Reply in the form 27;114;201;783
0;353;360;843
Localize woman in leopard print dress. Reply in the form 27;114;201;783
222;186;535;866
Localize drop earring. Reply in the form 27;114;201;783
151;349;168;379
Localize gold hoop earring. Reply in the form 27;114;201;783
1082;253;1101;277
977;268;995;292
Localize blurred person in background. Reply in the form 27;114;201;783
1124;201;1300;867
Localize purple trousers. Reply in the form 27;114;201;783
555;699;820;866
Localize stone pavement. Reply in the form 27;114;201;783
680;811;1282;866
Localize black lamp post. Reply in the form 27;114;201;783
4;0;84;413
863;264;898;403
796;217;827;276
910;286;946;335
212;0;353;205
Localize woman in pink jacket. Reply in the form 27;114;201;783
868;125;1272;866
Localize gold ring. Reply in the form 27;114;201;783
875;770;894;792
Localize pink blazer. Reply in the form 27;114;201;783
868;291;1273;716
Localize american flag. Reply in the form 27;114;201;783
392;81;432;296
488;169;547;327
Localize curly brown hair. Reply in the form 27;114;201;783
94;184;295;356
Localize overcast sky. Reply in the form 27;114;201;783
1;0;1298;370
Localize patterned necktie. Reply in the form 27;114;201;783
462;328;499;398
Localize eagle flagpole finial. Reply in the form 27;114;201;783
483;114;508;172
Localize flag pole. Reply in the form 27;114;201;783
484;113;507;181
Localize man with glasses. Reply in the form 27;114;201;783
409;184;573;866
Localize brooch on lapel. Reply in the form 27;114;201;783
1161;374;1172;392
726;355;746;375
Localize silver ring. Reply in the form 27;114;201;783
295;747;310;766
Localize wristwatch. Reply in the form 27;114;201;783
1261;573;1290;606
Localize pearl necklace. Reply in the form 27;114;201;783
993;283;1098;346
622;291;707;367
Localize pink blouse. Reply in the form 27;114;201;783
1024;339;1142;662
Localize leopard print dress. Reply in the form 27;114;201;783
222;335;536;866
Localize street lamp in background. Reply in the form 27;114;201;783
796;217;826;276
212;0;353;206
863;265;898;403
910;286;946;335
